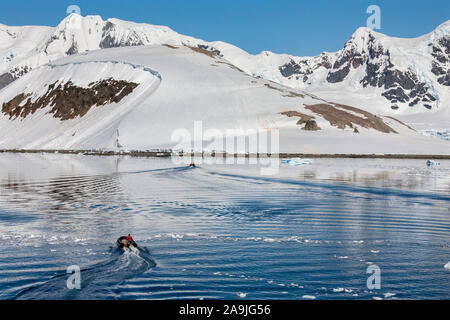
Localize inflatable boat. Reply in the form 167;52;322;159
116;236;138;249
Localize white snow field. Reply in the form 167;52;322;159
0;44;448;155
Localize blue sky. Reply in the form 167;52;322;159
0;0;448;56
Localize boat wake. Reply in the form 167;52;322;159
15;246;156;300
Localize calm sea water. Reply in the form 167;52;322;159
0;154;449;300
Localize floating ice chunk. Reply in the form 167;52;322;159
373;296;383;300
302;295;316;299
333;288;345;292
237;292;247;298
445;262;450;270
282;158;314;166
384;292;396;298
370;250;380;253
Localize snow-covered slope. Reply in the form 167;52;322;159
0;44;448;155
0;14;203;89
0;14;448;154
1;15;448;124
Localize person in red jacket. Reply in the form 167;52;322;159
127;234;133;243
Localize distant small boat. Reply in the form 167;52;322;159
426;160;440;167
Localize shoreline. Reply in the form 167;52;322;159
1;149;450;159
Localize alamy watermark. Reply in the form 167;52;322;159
366;264;381;290
171;121;280;175
67;265;81;290
66;5;82;30
366;5;381;30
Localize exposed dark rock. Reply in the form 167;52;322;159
66;36;78;55
278;55;330;82
304;103;397;134
318;29;439;108
408;98;420;107
0;72;17;90
0;66;30;90
437;72;450;86
384;70;416;90
188;46;218;58
303;119;320;131
318;56;332;69
431;35;450;86
280;110;314;124
197;45;222;57
327;65;350;83
382;87;409;103
279;60;303;78
2;78;139;121
100;21;144;48
162;43;178;49
425;93;436;101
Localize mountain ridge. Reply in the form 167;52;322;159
0;14;449;133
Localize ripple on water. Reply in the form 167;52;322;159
0;156;449;299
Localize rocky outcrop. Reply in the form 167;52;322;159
280;110;321;131
65;36;78;55
0;66;30;90
2;78;138;120
279;54;332;83
431;35;450;86
0;73;17;90
304;103;397;134
276;26;446;111
197;44;222;57
326;31;436;108
280;103;398;133
304;119;320;131
326;34;367;83
100;21;145;48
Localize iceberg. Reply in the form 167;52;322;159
282;158;314;166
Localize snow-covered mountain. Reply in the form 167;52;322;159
254;22;450;119
1;44;448;155
1;15;448;117
0;15;202;89
0;14;448;154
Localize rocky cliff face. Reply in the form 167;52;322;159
2;78;138;121
431;35;450;86
277;25;449;112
